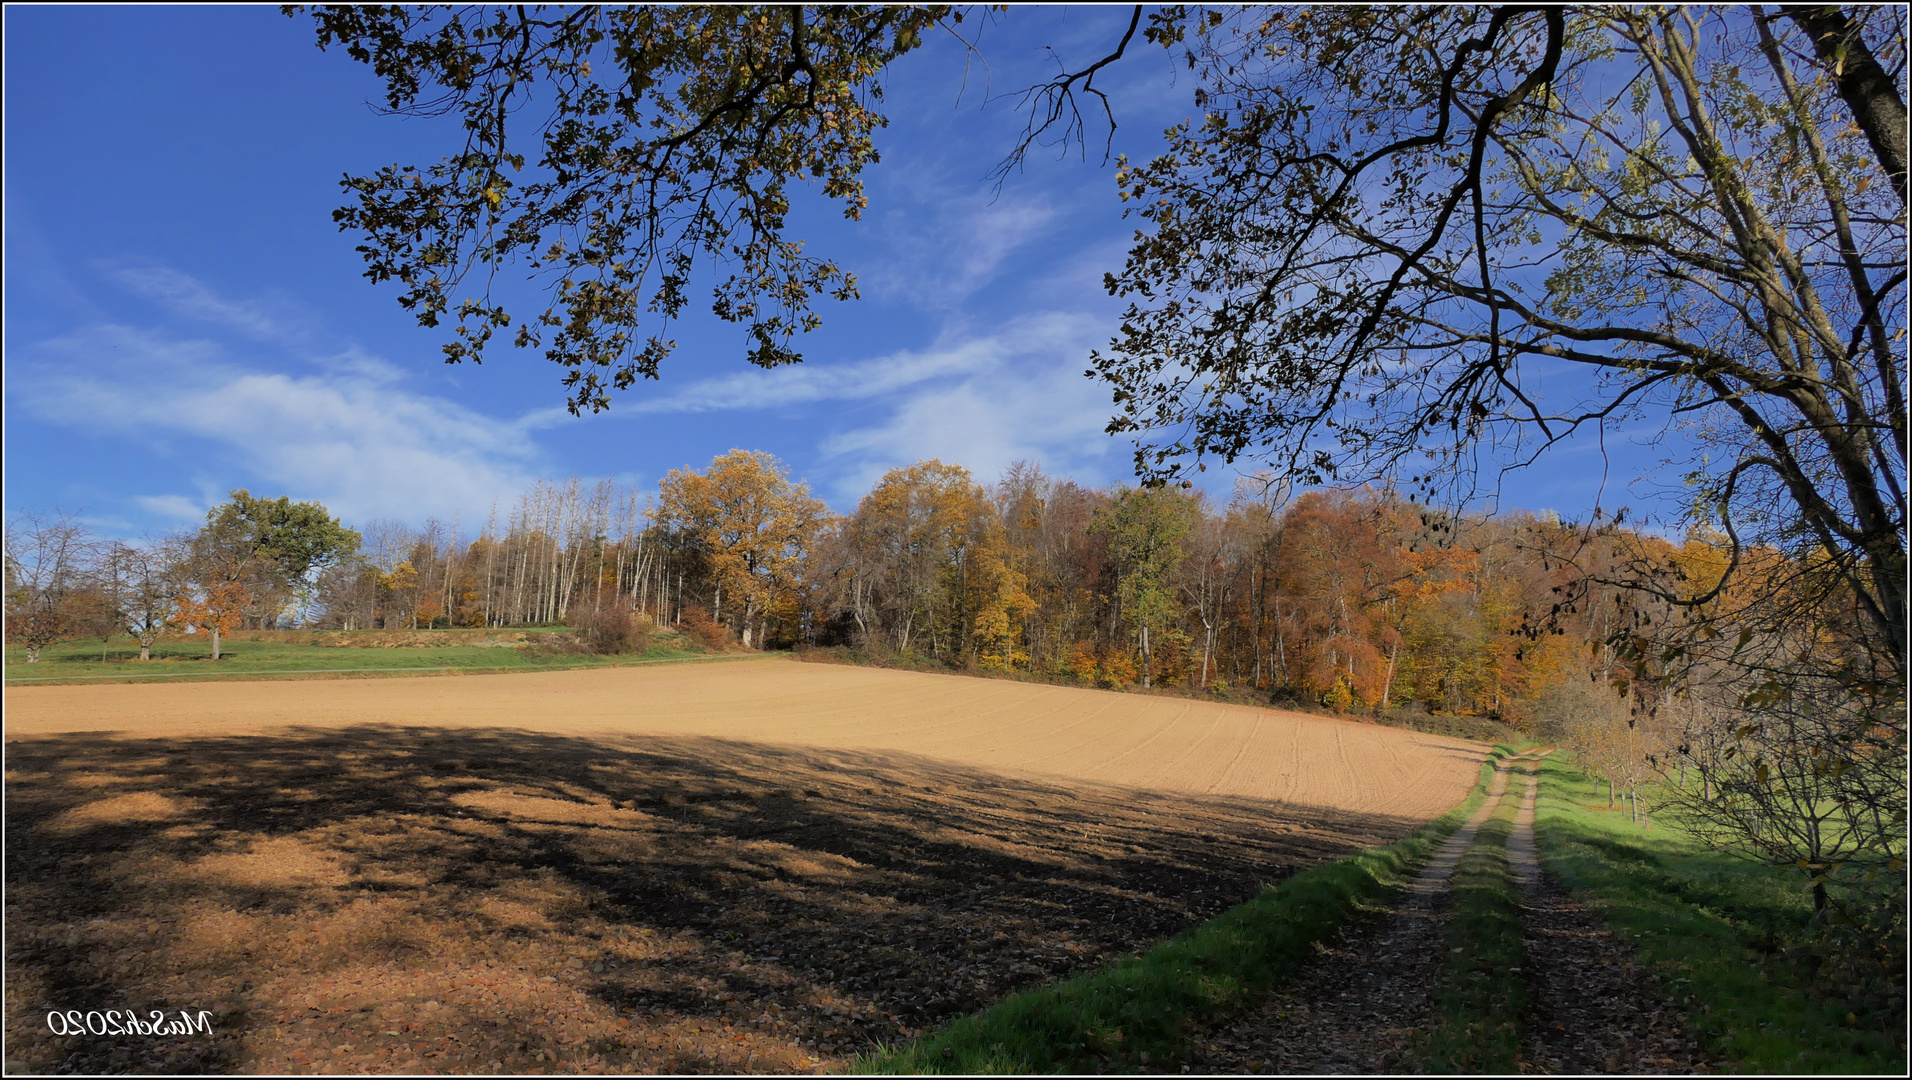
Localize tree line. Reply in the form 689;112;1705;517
2;456;1702;727
5;493;359;663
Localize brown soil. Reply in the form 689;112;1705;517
5;658;1481;816
3;660;1483;1075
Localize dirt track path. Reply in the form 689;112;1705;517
1191;753;1712;1074
1189;756;1522;1072
1511;764;1710;1075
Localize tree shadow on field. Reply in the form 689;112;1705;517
4;725;1432;1075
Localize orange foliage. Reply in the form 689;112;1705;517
175;581;251;660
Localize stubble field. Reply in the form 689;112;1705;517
5;657;1483;1074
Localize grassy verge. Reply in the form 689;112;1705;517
1415;767;1526;1073
857;746;1516;1074
1532;755;1904;1074
3;630;733;685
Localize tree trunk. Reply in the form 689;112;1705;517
1784;6;1909;205
1141;624;1152;689
139;635;153;661
212;628;222;661
850;579;869;641
1250;563;1262;689
1200;619;1214;689
1274;602;1287;686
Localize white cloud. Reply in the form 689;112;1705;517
595;310;1123;502
627;337;995;415
950;200;1059;294
862;190;1059;308
817;328;1120;500
111;266;306;342
16;323;546;526
133;494;206;522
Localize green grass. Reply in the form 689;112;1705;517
1416;768;1526;1073
3;630;730;685
857;746;1516;1075
1532;755;1905;1074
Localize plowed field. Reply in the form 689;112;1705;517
5;657;1483;1074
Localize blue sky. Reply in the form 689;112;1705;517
5;6;1669;539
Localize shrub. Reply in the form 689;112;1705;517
678;605;732;651
5;603;72;663
1322;674;1355;713
1066;643;1099;683
567;601;651;656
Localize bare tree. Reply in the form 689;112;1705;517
107;539;186;660
4;510;94;663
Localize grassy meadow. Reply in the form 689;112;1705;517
3;626;715;685
1533;755;1905;1074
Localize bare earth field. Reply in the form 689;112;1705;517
4;657;1482;1074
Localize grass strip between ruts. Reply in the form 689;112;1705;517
1413;764;1527;1073
858;744;1519;1075
1530;754;1905;1075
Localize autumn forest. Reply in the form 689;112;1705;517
271;450;1701;730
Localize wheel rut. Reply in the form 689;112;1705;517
1187;753;1524;1073
1185;751;1710;1075
1508;760;1710;1075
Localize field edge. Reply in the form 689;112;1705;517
857;744;1517;1075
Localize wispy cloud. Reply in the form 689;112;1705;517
625;311;1121;501
16;323;547;526
861;190;1059;308
110;266;308;342
628;337;997;415
817;326;1120;500
132;494;208;522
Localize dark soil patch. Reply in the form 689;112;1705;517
1518;871;1710;1074
5;726;1420;1074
